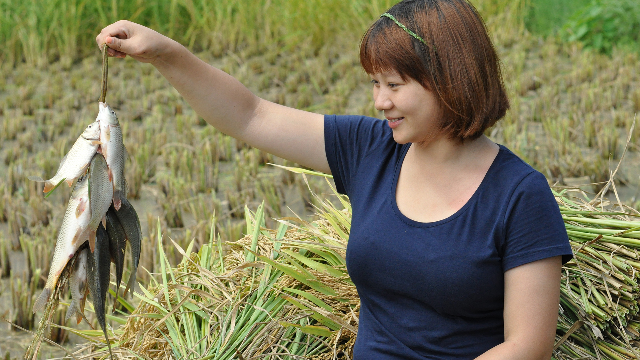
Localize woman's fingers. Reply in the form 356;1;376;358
96;21;158;62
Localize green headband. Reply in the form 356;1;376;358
380;13;427;46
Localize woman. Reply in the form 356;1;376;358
96;0;573;358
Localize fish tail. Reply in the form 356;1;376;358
28;176;44;183
104;328;115;360
32;288;51;313
65;301;76;322
123;271;137;298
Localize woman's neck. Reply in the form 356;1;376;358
409;134;497;169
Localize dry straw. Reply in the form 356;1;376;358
65;169;640;360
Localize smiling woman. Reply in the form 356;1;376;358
360;0;510;141
95;0;573;358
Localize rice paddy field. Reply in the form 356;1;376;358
1;0;640;358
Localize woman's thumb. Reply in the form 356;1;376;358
106;36;123;50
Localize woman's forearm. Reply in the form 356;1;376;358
150;40;260;138
99;21;260;140
474;340;551;360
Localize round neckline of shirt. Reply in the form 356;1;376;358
390;143;505;228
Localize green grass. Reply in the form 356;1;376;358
0;0;396;67
524;0;586;36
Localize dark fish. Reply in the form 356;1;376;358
105;205;126;300
114;197;141;297
87;223;114;360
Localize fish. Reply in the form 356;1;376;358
33;173;91;313
87;153;113;252
97;102;127;210
87;222;114;360
29;121;100;194
114;197;141;297
105;205;126;300
65;247;90;325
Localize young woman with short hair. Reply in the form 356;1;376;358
96;0;572;358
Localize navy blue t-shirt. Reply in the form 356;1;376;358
324;114;573;359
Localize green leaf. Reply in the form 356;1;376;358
279;321;333;337
283;287;333;312
44;178;66;198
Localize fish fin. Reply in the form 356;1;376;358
66;178;75;187
105;126;111;142
76;198;87;218
101;216;107;229
72;228;88;248
43;181;55;193
78;287;89;325
32;288;51;313
90;139;102;146
123;271;137;298
113;191;122;211
89;231;96;252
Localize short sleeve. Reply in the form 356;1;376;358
324;115;391;196
501;171;573;272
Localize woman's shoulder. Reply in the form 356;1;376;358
487;144;551;196
325;114;397;152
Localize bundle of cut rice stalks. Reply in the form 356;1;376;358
554;188;640;360
70;173;640;360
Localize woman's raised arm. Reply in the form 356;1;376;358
96;20;330;174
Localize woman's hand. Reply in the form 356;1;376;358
95;20;174;64
94;21;329;174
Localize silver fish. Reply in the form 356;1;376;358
65;247;89;325
97;102;126;210
114;197;141;297
31;122;100;194
87;153;113;252
33;174;91;313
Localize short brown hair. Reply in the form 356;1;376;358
360;0;509;140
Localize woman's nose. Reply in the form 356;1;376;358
374;89;393;111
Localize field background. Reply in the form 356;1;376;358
0;0;639;357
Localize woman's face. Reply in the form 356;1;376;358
371;71;444;146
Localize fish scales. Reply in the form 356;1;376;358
38;122;100;193
97;102;126;210
88;223;114;360
115;197;141;297
105;205;126;298
65;247;89;324
33;174;91;313
87;153;113;251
